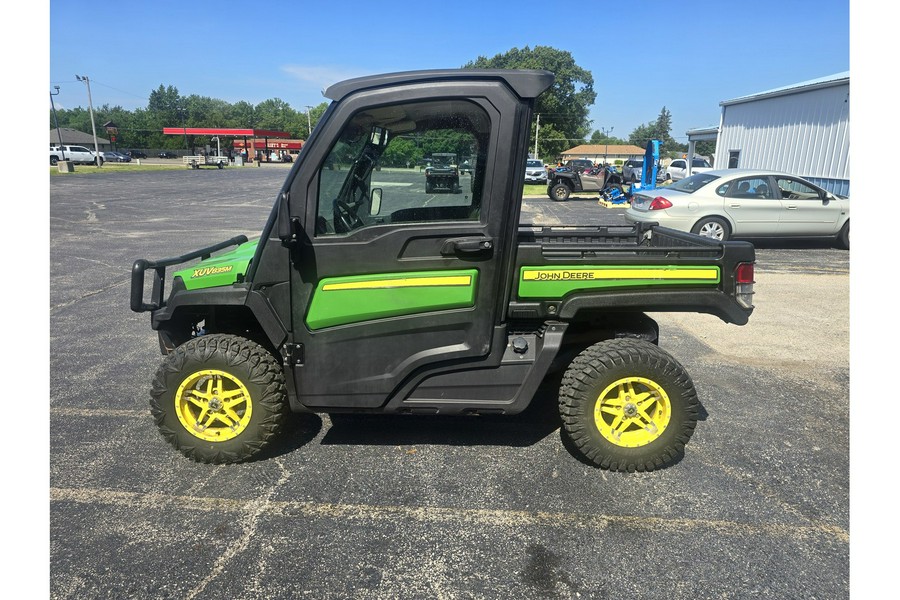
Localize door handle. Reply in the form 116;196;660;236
785;205;798;210
440;237;494;256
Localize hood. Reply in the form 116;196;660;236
173;239;259;290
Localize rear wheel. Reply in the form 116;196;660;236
50;156;59;166
691;217;731;241
150;334;289;464
550;183;571;202
559;339;699;472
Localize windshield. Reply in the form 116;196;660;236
668;173;720;193
527;159;542;167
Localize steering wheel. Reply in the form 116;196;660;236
334;199;363;233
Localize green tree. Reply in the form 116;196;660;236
589;130;627;145
628;107;681;155
463;46;595;161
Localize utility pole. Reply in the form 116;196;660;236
601;126;614;164
75;75;101;166
533;114;540;159
50;86;66;161
305;106;314;139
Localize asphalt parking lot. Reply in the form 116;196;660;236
49;166;849;599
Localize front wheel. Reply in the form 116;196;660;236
559;339;699;471
691;217;731;241
50;156;59;166
837;221;849;249
550;183;570;202
150;334;289;464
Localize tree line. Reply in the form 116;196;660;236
50;46;712;159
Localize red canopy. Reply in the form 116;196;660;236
162;127;291;137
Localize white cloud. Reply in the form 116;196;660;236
281;65;371;92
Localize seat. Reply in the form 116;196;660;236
755;183;769;197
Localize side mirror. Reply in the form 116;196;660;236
369;188;383;216
276;191;302;244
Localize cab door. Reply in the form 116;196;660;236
284;82;523;410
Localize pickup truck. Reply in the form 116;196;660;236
131;69;756;472
50;145;101;166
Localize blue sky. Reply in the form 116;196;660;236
48;0;849;142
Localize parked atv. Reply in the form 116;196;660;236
547;164;626;202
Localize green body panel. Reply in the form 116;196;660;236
306;270;479;330
173;240;259;290
518;265;720;298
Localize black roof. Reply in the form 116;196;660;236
324;69;555;102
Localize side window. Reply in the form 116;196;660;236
314;99;490;236
774;177;821;200
728;177;775;199
671;160;685;169
728;151;740;169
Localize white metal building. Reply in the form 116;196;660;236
712;72;850;195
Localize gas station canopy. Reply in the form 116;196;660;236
162;127;291;138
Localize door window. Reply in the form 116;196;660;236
774;177;822;200
314;99;490;236
725;177;775;199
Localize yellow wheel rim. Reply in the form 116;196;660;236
175;369;253;442
593;376;671;448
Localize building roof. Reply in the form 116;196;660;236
561;144;646;156
50;127;110;146
721;72;850;106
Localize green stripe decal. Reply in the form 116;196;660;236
518;265;720;298
306;270;478;330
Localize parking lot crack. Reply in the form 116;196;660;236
182;459;291;600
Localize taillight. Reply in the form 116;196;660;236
734;262;755;309
648;196;673;210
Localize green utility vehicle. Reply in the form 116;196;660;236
131;69;756;471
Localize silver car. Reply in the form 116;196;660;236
625;169;849;248
622;158;643;182
525;158;547;183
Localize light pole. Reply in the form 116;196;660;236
50;86;66;161
176;106;188;151
305;105;314;139
601;126;614;164
534;113;540;159
75;75;101;166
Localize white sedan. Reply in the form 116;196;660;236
625;169;849;248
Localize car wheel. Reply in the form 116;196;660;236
558;339;699;472
837;221;849;250
630;174;637;183
150;334;289;464
691;217;731;241
50;156;58;166
550;183;570;202
95;157;104;166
